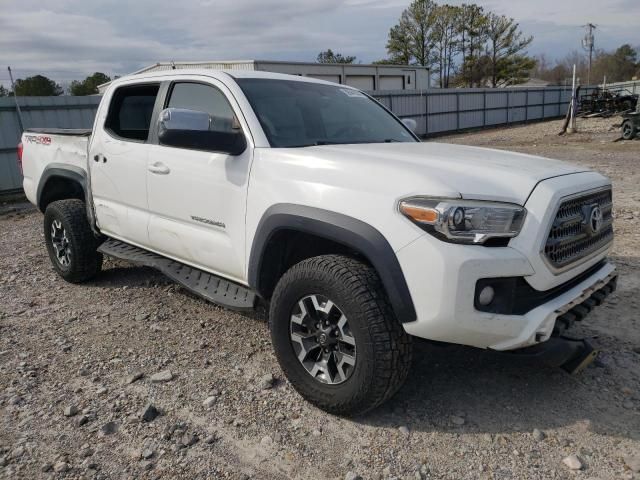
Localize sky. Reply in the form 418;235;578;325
1;0;639;88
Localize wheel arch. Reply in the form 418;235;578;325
248;204;417;324
37;164;87;212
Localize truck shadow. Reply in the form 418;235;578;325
359;334;639;439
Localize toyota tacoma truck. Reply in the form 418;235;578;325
19;70;617;415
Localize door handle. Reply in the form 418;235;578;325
148;162;170;175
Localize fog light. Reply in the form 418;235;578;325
478;286;495;306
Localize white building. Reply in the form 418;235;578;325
97;60;430;94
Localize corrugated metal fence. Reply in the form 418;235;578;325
0;85;606;194
371;86;591;136
0;96;101;193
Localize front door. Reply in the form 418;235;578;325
146;79;252;283
89;83;160;247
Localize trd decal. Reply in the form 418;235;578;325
24;135;52;145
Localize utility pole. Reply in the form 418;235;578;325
581;23;596;85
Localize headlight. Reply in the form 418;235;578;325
399;197;526;245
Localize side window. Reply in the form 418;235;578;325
167;83;236;133
105;84;159;141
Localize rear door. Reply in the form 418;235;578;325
145;79;252;283
89;83;161;247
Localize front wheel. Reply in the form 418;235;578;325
269;255;412;415
44;199;103;283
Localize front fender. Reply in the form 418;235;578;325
248;204;417;323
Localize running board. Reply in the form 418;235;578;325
98;239;256;311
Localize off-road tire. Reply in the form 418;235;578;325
44;199;103;283
622;119;637;140
269;254;412;415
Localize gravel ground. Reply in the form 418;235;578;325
1;117;639;480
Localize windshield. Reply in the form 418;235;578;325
236;78;418;148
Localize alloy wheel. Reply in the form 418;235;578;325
289;294;356;385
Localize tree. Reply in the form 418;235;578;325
456;3;489;86
485;13;534;87
592;44;638;83
385;0;439;68
0;85;10;97
431;4;461;87
316;49;356;64
385;23;413;64
69;72;111;96
13;75;63;96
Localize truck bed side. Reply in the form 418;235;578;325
21;129;91;209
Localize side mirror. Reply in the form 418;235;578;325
158;108;247;155
402;118;417;133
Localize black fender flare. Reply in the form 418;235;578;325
36;163;87;212
248;204;417;324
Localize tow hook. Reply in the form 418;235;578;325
560;338;599;375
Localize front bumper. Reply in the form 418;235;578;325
396;233;617;350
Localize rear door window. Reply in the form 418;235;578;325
105;84;160;141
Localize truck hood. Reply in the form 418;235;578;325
294;142;590;205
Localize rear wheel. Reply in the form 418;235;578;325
622;119;637;140
269;255;412;415
44;199;103;283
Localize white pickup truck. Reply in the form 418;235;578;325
19;70;617;415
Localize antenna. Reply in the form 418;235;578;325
581;23;596;85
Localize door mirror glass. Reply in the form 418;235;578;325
158;107;247;155
402;118;417;133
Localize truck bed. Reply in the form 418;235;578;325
21;129;90;208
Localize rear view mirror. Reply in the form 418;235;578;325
158;108;247;155
402;118;417;133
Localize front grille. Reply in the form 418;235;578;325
544;188;613;270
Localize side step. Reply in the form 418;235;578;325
98;239;256;311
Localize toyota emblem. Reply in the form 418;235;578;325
589;205;603;234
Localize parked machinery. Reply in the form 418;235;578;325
580;88;639;116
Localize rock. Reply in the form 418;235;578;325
0;456;7;467
202;396;217;408
562;454;583;470
100;421;118;435
79;447;94;458
11;446;25;459
181;433;199;447
311;429;322;437
450;415;465;426
41;463;53;472
77;415;89;427
532;428;546;441
53;461;70;472
260;435;273;446
96;386;108;395
150;370;173;383
259;373;275;390
204;435;217;444
141;460;154;471
141;404;160;422
345;472;363;480
624;455;640;472
64;405;79;417
125;372;144;384
398;425;410;436
141;449;154;460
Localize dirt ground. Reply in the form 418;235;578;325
1;118;639;480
